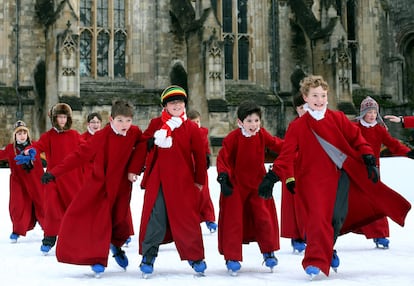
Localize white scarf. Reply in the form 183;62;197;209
303;103;327;121
360;118;377;128
238;122;260;137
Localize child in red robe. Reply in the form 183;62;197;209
128;85;207;277
0;121;45;244
216;100;283;275
41;99;142;277
353;96;411;248
24;103;84;255
259;75;411;279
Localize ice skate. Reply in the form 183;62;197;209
110;244;128;270
373;237;389;249
91;264;105;278
262;252;278;272
226;260;241;276
305;265;320;280
331;250;340;272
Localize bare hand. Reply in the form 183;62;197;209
384;115;401;123
195;183;203;191
128;173;138;183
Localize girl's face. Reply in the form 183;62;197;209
87;116;102;132
239;113;261;136
364;109;378;124
165;100;185;117
15;130;28;144
56;114;68;128
110;115;133;136
303;86;328;111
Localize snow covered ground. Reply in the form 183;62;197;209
0;157;413;285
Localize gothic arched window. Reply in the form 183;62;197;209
217;0;250;81
80;0;127;78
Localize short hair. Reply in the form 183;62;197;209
187;109;201;120
237;100;262;121
293;94;305;108
111;99;134;118
87;112;102;122
299;75;329;96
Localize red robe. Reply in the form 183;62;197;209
280;117;306;240
273;110;411;276
129;117;207;260
80;131;95;180
216;127;283;261
30;129;84;236
198;126;215;223
0;143;45;235
403;116;414;128
353;122;410;238
52;125;142;266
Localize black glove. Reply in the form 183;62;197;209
217;172;233;197
362;154;379;183
147;137;155;151
41;172;55;184
22;161;34;173
407;149;414;159
286;177;296;194
258;170;279;199
206;154;211;170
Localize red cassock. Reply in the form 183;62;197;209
353;122;410;238
216;127;283;261
52;125;142;266
31;129;84;236
198;126;215;223
403;116;414;128
273;110;411;276
130;118;207;261
0;143;45;235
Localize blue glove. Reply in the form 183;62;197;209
14;153;31;165
28;148;37;161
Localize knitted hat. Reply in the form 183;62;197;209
49;103;73;130
357;96;385;126
160;85;187;106
13;120;31;143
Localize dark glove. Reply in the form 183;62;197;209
14;153;31;165
362;154;379;183
217;172;233;197
407;149;414;159
258;170;279;199
147;137;155;151
206;154;211;170
286;177;296;194
22;161;34;172
41;172;55;184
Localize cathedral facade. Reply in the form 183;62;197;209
1;0;414;154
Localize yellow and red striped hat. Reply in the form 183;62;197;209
160;85;187;106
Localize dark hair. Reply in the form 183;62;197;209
111;99;134;118
87;112;102;122
293;94;305;108
237;100;262;121
187;109;201;120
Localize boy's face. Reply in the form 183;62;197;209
15;130;28;144
56;114;68;128
295;104;306;117
190;116;201;128
239;113;261;136
87;116;102;132
364;109;377;124
303;86;328;111
165;100;185;117
110;115;133;136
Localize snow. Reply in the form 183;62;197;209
1;157;414;285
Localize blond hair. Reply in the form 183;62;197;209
299;75;329;96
